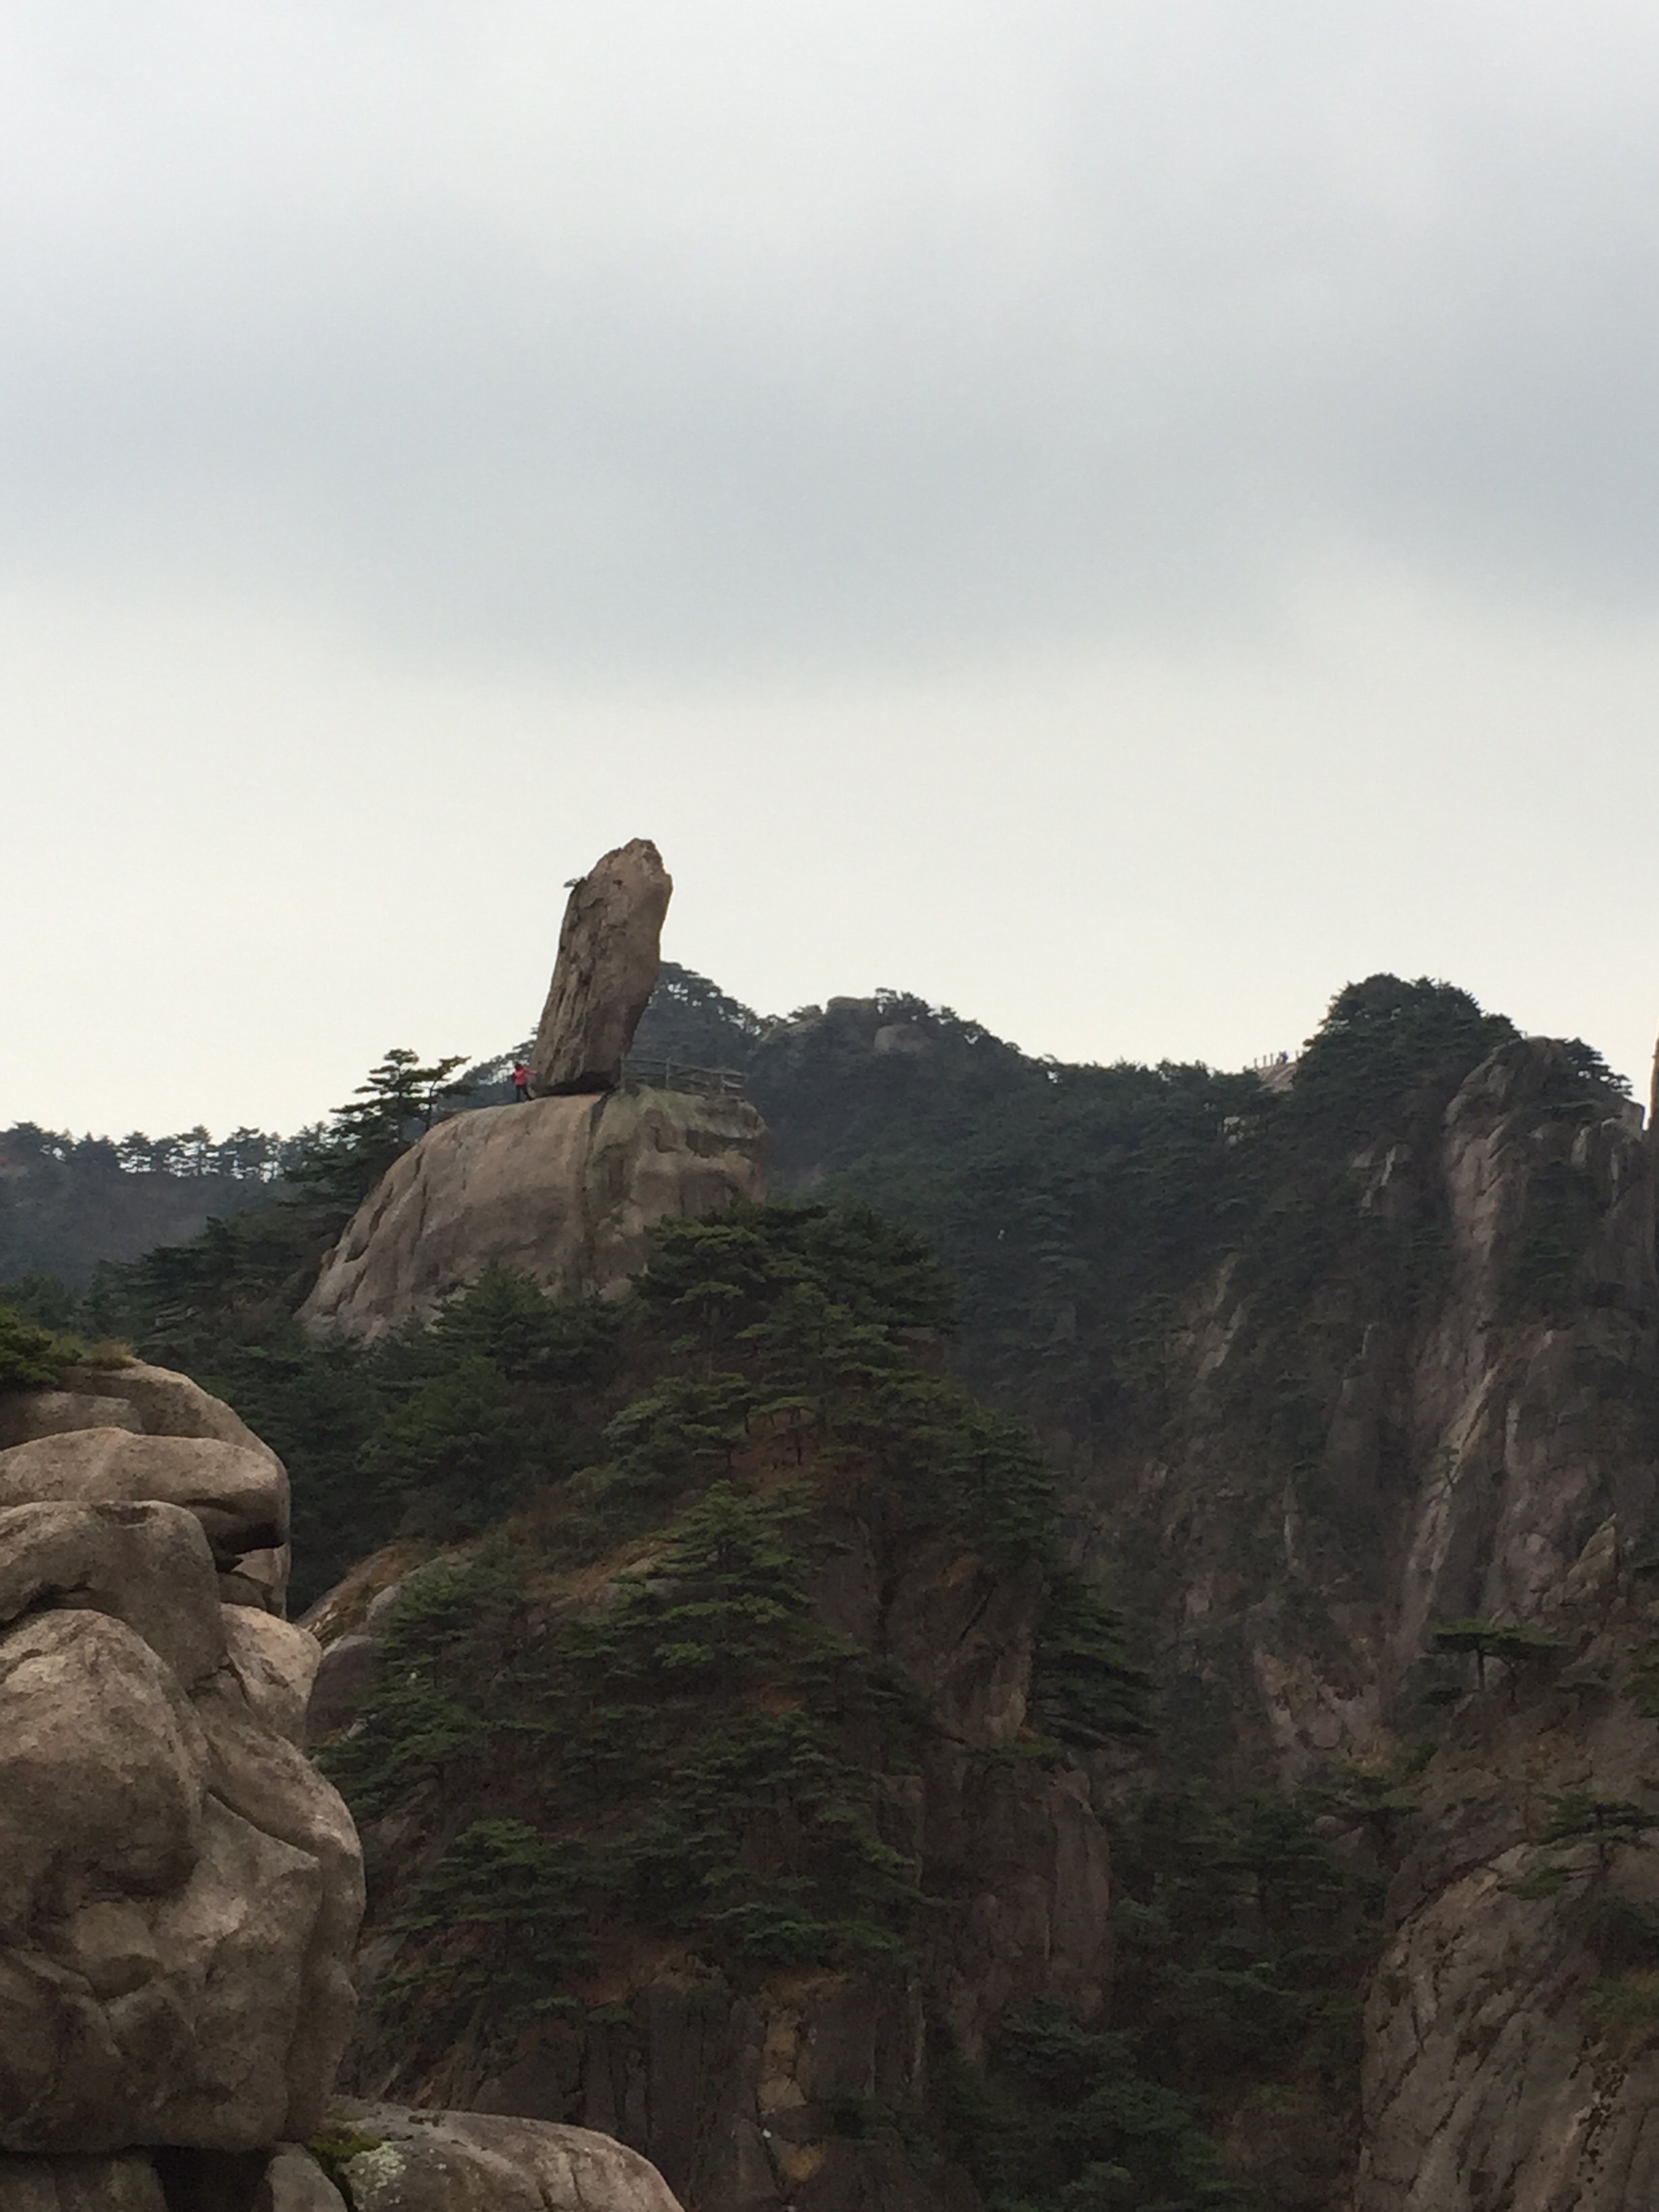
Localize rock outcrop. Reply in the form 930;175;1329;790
300;1088;766;1342
301;839;767;1341
0;1364;363;2158
530;840;672;1097
0;2116;685;2212
310;2105;684;2212
1358;1662;1659;2212
0;1360;289;1610
1087;1036;1659;1777
0;1359;687;2212
318;1496;1109;2212
1059;1033;1659;2209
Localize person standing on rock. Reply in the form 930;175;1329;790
512;1061;531;1103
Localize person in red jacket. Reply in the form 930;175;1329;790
511;1062;531;1102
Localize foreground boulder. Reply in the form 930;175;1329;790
0;1372;362;2155
300;1087;766;1342
0;1361;289;1612
0;1358;681;2212
0;2110;686;2212
529;838;672;1096
312;2106;683;2212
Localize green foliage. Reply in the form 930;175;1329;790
1624;1633;1659;1717
1586;1893;1659;1971
630;962;767;1067
394;1818;596;2029
1191;979;1531;1591
1509;1864;1572;1900
83;1041;472;1341
306;2121;386;2188
317;1208;1161;2068
289;1047;471;1210
331;1484;929;2042
945;1786;1379;2212
1431;1618;1564;1693
0;1120;289;1289
942;2015;1248;2212
1031;1568;1153;1747
0;1303;83;1390
325;1546;528;1814
1582;1973;1659;2051
1504;1156;1607;1325
33;962;1635;2202
1291;977;1515;1141
1538;1793;1659;1864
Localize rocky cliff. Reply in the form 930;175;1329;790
0;1346;694;2212
28;958;1659;2209
1045;1025;1659;2210
0;1355;361;2173
300;1088;767;1342
304;1206;1120;2212
301;840;766;1342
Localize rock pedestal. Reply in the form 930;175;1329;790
529;840;672;1097
300;1087;766;1343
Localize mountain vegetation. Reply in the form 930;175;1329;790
1;964;1649;2210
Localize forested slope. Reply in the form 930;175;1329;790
7;968;1659;2210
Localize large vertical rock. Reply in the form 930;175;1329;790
529;841;672;1097
0;1370;363;2154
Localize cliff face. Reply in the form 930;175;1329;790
1061;1034;1659;2209
337;1522;1107;2212
41;955;1659;2210
302;1019;1659;2212
0;1353;698;2212
300;1089;768;1342
306;1209;1116;2212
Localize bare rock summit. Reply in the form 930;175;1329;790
302;842;766;1340
529;838;672;1095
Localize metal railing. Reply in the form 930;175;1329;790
620;1056;750;1100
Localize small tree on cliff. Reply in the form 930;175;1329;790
1431;1617;1563;1698
1538;1793;1659;1869
289;1048;469;1211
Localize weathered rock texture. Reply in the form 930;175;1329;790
300;1089;767;1343
0;2153;167;2212
317;2105;684;2212
0;1360;685;2212
0;1369;363;2156
1082;1038;1658;1774
0;1361;289;1612
1358;1667;1659;2212
0;2116;687;2212
530;840;672;1097
325;1510;1107;2212
1059;1035;1659;2210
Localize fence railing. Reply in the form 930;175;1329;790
620;1057;750;1100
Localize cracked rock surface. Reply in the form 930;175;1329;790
0;1368;362;2155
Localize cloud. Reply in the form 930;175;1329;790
3;1;1658;675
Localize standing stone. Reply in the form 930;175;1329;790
529;841;672;1096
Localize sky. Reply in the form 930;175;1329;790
5;1;1659;1136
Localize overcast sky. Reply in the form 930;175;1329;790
5;1;1659;1136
